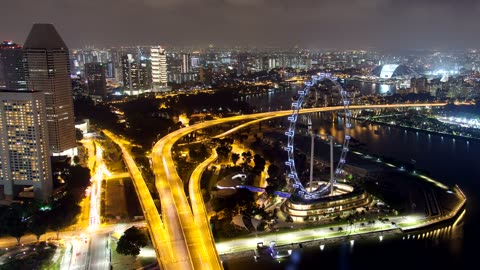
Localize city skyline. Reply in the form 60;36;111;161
1;0;480;50
0;1;477;265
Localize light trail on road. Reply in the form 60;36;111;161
102;130;176;270
188;152;222;267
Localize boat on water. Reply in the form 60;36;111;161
254;241;292;260
271;249;292;259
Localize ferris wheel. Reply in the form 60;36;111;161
284;73;352;200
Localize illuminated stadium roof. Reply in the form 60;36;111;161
371;64;420;79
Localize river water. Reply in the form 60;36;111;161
221;88;477;270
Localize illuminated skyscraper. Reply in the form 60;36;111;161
85;62;107;97
0;41;26;90
139;58;152;90
106;61;115;78
181;53;191;73
0;90;52;201
122;54;139;91
191;55;200;69
23;23;76;155
150;46;167;90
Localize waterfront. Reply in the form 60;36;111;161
225;89;478;269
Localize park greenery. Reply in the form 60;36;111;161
116;226;148;256
0;160;91;244
74;89;253;150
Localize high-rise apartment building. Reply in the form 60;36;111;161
85;62;107;97
0;41;27;90
181;53;191;73
122;54;139;91
0;90;52;201
106;61;115;78
139;58;152;90
23;23;76;155
150;46;167;89
191;55;200;69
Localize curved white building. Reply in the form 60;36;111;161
371;64;420;79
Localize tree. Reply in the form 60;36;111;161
231;153;240;165
209;197;227;212
215;145;232;162
75;128;84;141
29;213;49;242
252;154;266;174
3;208;28;244
267;164;280;179
116;226;148;256
73;155;80;165
241;151;253;168
49;200;81;239
265;185;276;196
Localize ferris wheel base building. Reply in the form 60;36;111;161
281;182;372;222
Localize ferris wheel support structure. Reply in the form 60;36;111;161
284;73;352;199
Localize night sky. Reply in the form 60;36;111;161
1;0;479;49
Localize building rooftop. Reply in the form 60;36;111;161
24;23;67;50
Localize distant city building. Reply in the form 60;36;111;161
23;23;77;155
85;62;107;98
71;75;86;97
0;41;26;90
191;55;200;69
411;77;428;94
121;54;152;94
70;48;111;74
151;46;167;90
122;54;139;92
0;90;52;201
139;58;152;90
268;57;279;69
168;72;198;84
237;53;248;75
105;61;115;78
181;53;192;73
260;56;269;70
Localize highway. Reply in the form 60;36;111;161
87;233;109;270
69;237;90;270
89;144;106;230
64;222;147;270
188;152;222;264
102;130;175;270
78;139;95;230
152;103;446;269
189;152;217;225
